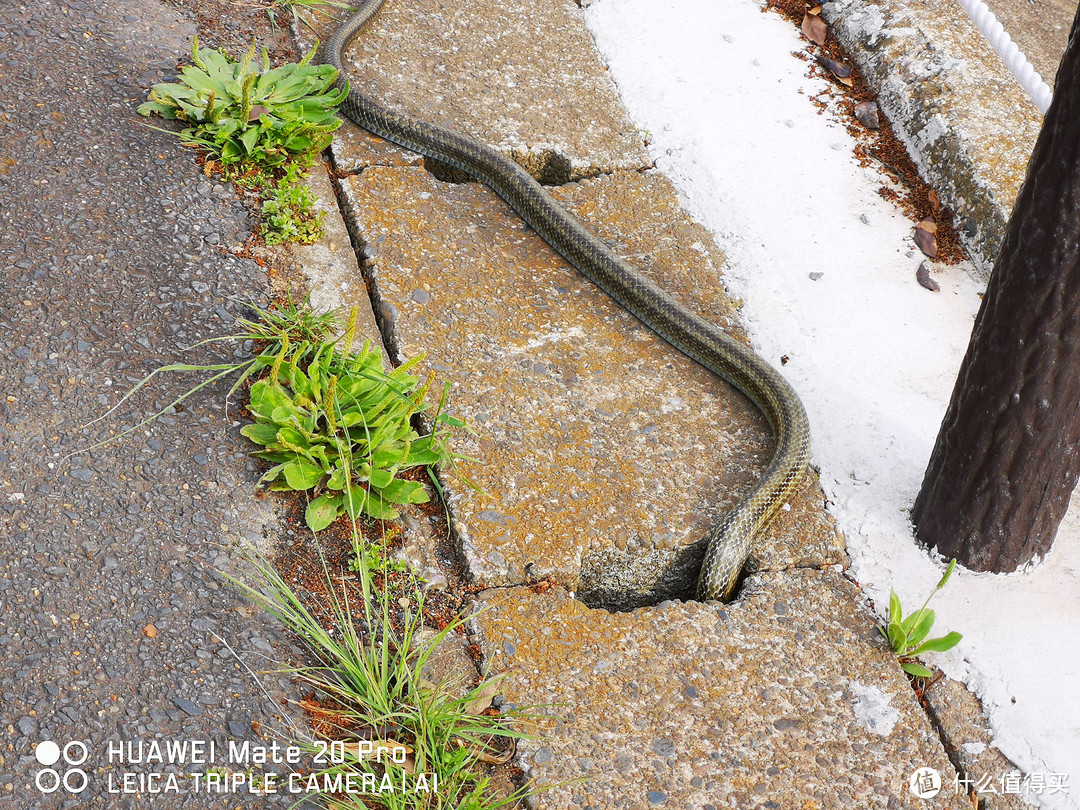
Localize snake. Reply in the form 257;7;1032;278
322;0;812;601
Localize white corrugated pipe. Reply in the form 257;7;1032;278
958;0;1054;114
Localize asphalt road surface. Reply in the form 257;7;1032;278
0;1;303;806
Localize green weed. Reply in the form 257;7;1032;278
138;37;347;170
241;307;474;532
259;162;325;245
879;559;963;679
347;525;410;576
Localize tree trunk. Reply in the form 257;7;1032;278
912;4;1080;571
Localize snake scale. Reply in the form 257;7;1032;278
323;0;811;601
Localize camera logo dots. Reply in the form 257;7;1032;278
34;741;88;794
34;741;61;767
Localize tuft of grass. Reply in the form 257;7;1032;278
227;526;535;809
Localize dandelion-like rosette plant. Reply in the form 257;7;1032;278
241;333;469;532
880;559;963;678
138;37;348;168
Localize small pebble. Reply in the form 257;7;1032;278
172;697;202;717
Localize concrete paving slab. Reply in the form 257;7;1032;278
337;165;843;608
921;678;1029;809
297;0;650;180
472;571;966;809
824;0;1044;276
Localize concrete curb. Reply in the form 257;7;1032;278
823;0;1043;277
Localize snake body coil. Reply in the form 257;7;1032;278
323;0;811;600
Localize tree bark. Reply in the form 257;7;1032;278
912;4;1080;571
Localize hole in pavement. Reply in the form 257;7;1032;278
574;542;753;612
516;148;573;186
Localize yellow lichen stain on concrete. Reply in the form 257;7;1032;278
342;164;841;593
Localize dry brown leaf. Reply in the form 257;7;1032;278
914;218;938;257
464;677;503;715
474;738;517;765
928;188;942;216
816;55;851;80
916;261;941;292
801;13;827;45
807;5;823;14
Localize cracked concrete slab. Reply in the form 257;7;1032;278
823;0;1044;277
471;571;967;809
337;164;843;607
297;0;650;180
922;678;1030;809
